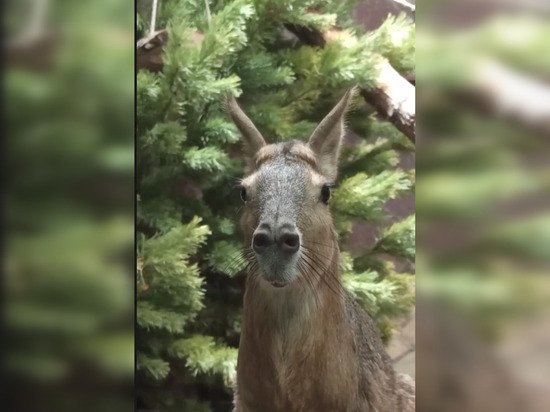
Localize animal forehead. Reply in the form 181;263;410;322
255;141;317;169
240;141;327;188
257;155;309;189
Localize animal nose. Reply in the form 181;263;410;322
252;225;300;255
278;231;300;254
252;230;273;254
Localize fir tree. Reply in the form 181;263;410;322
136;0;415;410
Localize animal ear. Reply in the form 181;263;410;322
225;95;266;172
307;88;355;180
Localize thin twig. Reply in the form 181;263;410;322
392;345;415;363
150;0;159;35
28;0;48;37
205;0;211;25
391;0;415;13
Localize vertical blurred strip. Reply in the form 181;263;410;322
416;0;550;411
4;1;135;411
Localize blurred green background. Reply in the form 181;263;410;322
4;0;134;411
5;0;550;411
416;1;550;411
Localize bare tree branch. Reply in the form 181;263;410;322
391;0;415;13
136;14;417;142
284;24;416;143
392;345;415;363
137;29;168;72
473;59;550;136
360;60;416;142
150;0;159;34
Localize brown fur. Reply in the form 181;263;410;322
255;142;317;171
234;147;414;411
228;91;415;412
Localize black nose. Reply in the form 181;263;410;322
252;231;273;254
278;232;300;254
252;225;300;255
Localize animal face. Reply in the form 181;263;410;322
239;141;334;287
227;90;354;288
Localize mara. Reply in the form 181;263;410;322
227;89;415;412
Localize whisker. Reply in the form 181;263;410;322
301;244;338;264
300;251;345;300
217;247;257;276
302;239;340;251
301;248;345;294
297;260;321;309
300;258;342;301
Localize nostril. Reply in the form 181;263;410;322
253;232;272;254
279;233;300;254
284;234;299;248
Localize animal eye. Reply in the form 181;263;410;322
320;184;332;204
240;187;247;202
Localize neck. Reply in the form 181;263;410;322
238;235;412;411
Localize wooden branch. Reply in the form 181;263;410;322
360;60;416;142
136;28;204;72
284;24;416;143
446;60;550;138
473;59;550;136
283;23;326;47
391;0;415;14
137;29;168;72
28;0;49;37
150;0;159;34
136;19;417;142
392;345;415;363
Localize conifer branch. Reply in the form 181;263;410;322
137;2;417;404
284;24;416;143
135;20;417;142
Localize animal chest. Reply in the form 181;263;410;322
238;327;358;412
273;342;357;412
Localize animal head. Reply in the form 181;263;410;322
226;89;355;288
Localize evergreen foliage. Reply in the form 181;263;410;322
5;1;134;411
137;0;414;410
416;15;550;339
